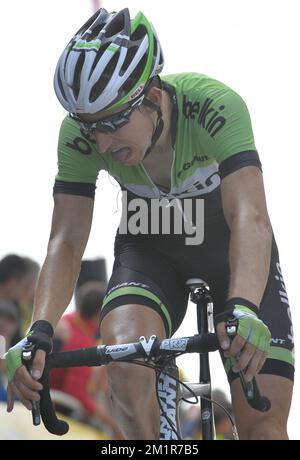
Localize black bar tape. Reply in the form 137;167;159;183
46;346;103;370
187;333;219;353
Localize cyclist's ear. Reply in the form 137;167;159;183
144;85;162;108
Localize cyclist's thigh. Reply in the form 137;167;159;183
100;237;189;341
210;232;294;436
230;374;293;438
223;235;294;436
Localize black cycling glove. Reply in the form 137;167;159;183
5;320;54;382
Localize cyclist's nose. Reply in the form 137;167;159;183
95;132;113;154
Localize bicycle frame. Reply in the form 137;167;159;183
158;278;216;440
188;278;216;440
22;279;271;439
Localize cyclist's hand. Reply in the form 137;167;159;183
215;298;271;382
5;320;54;412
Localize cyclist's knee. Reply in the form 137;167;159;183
99;303;165;426
242;417;288;440
231;375;292;440
100;303;167;344
107;360;159;437
107;360;155;399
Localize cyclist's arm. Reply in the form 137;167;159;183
217;165;273;379
6;192;94;412
221;165;272;306
31;193;94;329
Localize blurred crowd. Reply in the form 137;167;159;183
0;254;234;440
0;254;122;438
0;255;40;402
180;389;234;440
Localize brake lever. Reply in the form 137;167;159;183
22;343;41;426
225;318;271;412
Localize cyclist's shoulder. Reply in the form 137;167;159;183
162;71;233;91
58;114;79;134
162;72;248;107
164;73;257;167
57;114;93;152
56;113;107;183
58;114;95;144
56;115;111;170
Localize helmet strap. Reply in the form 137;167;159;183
142;98;164;158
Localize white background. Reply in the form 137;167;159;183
1;0;299;439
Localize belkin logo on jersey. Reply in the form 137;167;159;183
183;95;226;138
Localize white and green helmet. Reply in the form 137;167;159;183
54;8;164;114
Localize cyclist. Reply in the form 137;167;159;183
5;8;294;439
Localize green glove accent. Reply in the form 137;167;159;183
5;336;32;382
215;297;271;354
233;305;271;353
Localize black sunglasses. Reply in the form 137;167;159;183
69;95;144;137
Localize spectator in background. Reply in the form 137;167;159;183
18;257;40;335
180;404;202;440
0;254;40;343
213;389;234;440
180;388;234;440
50;281;123;439
0;300;20;401
0;255;29;303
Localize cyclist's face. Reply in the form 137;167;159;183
78;101;155;165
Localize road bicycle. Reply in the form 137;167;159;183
22;278;270;440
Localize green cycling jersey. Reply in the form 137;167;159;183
54;72;260;211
